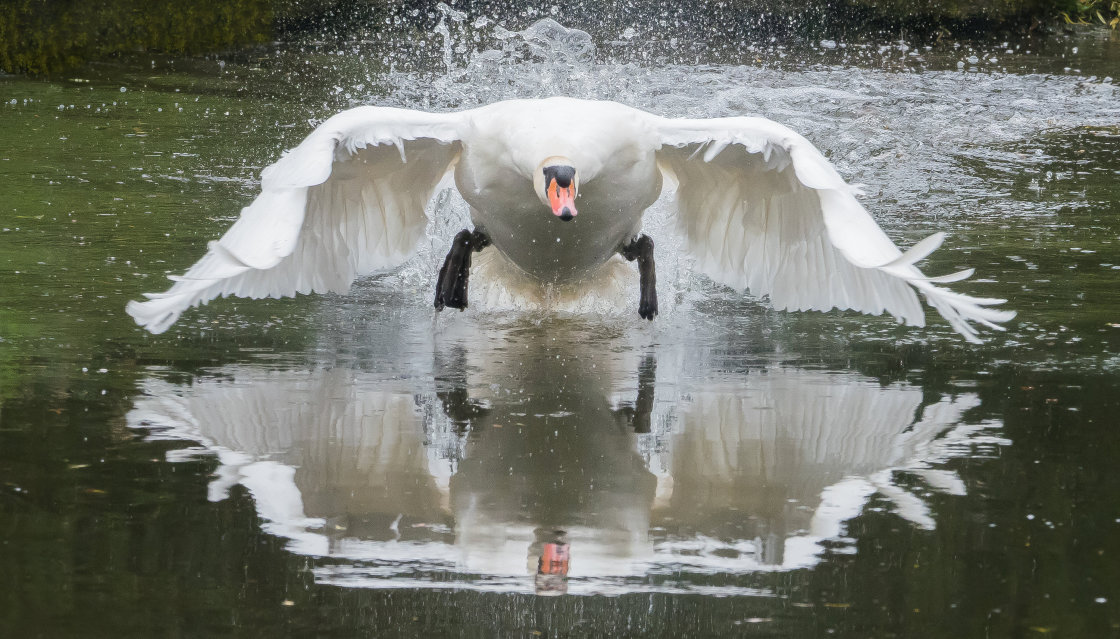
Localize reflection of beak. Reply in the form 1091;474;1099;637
537;542;571;576
547;179;577;222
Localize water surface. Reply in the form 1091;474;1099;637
1;17;1119;637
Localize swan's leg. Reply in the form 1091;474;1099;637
621;234;658;320
434;343;490;432
434;229;491;311
434;230;470;311
612;352;657;432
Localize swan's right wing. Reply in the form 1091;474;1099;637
127;107;463;334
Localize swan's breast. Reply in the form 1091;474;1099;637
452;98;664;283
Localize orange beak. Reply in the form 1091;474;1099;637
547;178;577;222
538;542;571;576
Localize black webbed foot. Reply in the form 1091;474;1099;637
434;229;491;311
621;234;658;320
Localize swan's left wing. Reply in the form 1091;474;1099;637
127;106;462;334
653;116;1014;343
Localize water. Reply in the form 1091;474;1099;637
1;15;1119;636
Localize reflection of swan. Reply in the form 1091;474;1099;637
444;335;658;581
126;97;1012;341
126;329;1005;595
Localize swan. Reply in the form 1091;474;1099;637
126;96;1014;341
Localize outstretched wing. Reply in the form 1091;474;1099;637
653;116;1014;343
127;106;463;334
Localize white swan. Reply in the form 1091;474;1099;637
126;96;1014;341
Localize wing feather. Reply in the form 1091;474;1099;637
655;115;1013;342
127;107;463;334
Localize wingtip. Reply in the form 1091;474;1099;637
126;298;178;335
915;280;1017;343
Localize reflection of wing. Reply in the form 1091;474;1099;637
654;116;1014;342
657;368;982;567
127;107;462;333
127;369;451;523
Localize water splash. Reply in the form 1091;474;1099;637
348;12;1119;344
190;10;1115;356
514;18;596;65
420;7;599;103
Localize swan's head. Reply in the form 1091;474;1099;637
534;157;579;222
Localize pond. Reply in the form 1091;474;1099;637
1;13;1119;637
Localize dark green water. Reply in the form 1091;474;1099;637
1;19;1119;637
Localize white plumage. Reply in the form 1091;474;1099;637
126;97;1013;341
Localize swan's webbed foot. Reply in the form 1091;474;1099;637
435;229;491;311
621;234;657;320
